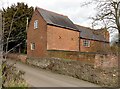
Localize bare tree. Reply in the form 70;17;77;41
4;8;19;59
1;9;31;60
82;0;120;44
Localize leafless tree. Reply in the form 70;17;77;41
1;8;28;60
82;0;120;44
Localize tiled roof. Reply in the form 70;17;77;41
76;25;108;42
35;7;108;42
36;7;79;31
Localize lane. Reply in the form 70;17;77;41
8;59;100;87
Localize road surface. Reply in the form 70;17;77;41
8;59;101;87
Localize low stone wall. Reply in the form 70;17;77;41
26;57;118;87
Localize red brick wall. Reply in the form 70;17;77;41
80;38;109;52
7;53;27;63
80;39;91;52
27;9;47;58
47;25;80;51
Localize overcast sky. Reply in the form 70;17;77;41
0;0;96;28
0;0;118;42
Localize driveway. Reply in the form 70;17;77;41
8;59;101;87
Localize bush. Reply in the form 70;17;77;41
2;60;28;88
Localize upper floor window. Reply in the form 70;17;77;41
34;20;38;29
83;40;90;47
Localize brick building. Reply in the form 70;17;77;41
27;7;109;58
76;25;109;52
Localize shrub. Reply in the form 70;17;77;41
2;60;28;88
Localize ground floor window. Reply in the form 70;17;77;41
83;40;90;47
30;43;35;50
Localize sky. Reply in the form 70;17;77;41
0;0;96;28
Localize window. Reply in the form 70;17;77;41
31;43;35;50
34;20;38;29
83;40;90;47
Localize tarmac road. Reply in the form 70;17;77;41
8;59;101;87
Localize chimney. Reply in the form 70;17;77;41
103;29;109;42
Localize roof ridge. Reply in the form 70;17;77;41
76;24;103;33
36;7;67;17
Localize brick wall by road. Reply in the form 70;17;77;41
7;53;27;63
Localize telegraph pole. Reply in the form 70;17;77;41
25;17;29;54
0;9;2;89
0;10;2;60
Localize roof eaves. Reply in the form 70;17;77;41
47;23;80;32
80;37;109;43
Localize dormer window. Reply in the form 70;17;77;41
34;20;38;29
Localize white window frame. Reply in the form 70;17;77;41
34;20;38;29
83;40;90;47
30;43;35;50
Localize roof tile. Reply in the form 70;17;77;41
36;7;79;31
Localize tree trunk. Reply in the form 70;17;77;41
19;45;21;53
